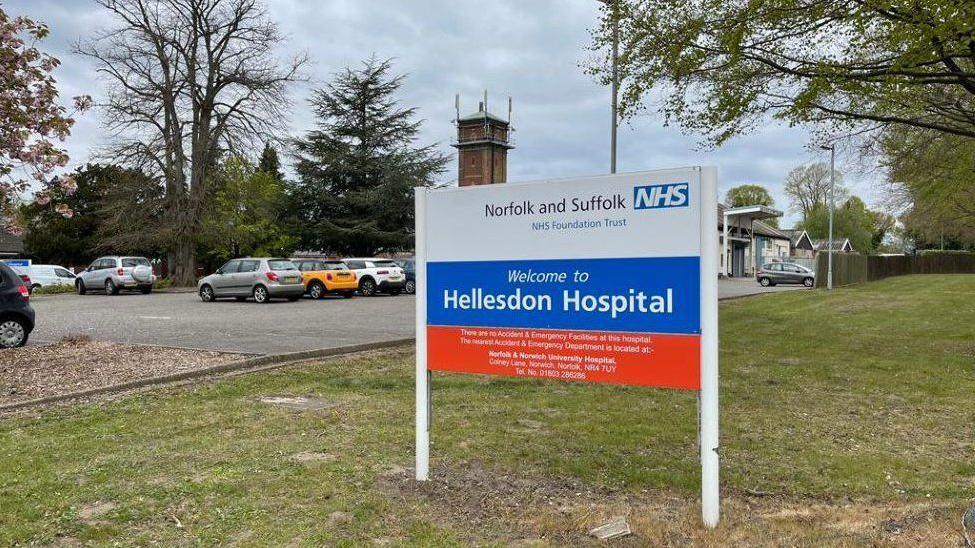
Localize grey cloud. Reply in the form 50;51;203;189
8;0;883;227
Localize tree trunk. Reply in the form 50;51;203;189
169;237;197;286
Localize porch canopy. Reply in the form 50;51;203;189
720;204;783;276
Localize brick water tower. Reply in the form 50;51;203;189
453;93;514;186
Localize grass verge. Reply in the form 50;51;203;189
0;275;973;545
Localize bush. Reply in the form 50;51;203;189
155;277;173;289
31;284;76;296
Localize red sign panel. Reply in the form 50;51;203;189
427;326;700;390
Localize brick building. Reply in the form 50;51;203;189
452;102;513;186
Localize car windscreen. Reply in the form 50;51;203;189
373;260;398;268
122;258;150;267
323;261;349;270
268;260;298;271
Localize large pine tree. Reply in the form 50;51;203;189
289;57;448;255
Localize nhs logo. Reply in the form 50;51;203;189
633;182;690;210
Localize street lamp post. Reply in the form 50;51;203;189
820;145;835;290
598;0;619;174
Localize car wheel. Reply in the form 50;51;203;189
253;285;269;303
759;277;771;287
404;280;416;294
76;280;87;295
342;291;355;299
105;279;119;296
359;278;376;296
803;277;814;288
0;318;28;348
199;284;215;302
30;284;40;294
308;281;326;300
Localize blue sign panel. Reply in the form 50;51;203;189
427;256;700;334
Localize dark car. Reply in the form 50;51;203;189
399;258;416;294
0;262;35;348
756;262;815;288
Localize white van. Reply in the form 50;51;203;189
28;264;77;291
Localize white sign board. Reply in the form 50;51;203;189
414;168;720;527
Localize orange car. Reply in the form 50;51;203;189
292;258;357;299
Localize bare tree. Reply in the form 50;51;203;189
783;162;848;222
76;0;306;284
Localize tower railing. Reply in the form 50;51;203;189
451;124;515;147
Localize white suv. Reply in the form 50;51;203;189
77;256;157;295
343;258;405;296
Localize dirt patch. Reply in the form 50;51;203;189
378;462;963;546
77;501;115;523
290;451;334;463
0;339;244;406
259;395;337;411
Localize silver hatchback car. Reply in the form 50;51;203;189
197;258;305;303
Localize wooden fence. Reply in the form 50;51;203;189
815;252;975;287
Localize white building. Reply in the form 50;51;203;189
718;204;791;277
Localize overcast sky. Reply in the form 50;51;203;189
8;0;884;227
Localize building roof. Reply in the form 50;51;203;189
0;230;24;256
717;203;786;238
752;220;790;240
457;109;509;124
721;203;783;220
782;228;814;249
813;238;853;252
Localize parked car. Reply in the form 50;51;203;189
756;262;815;287
291;258;357;299
398;258;416;295
343;258;405;296
77;256;157;295
198;258;305;303
27;264;77;291
8;266;32;293
0;262;34;348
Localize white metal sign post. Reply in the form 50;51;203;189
415;167;720;527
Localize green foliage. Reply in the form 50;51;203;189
881;128;975;250
725;184;778;227
288;57;448;256
21;164;150;266
590;1;975;145
799;196;890;253
199;155;295;268
93;164;166;257
783;163;848;221
257;142;283;182
725;184;773;208
30;284;75;296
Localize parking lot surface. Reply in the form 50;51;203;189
719;278;808;299
30;292;414;355
28;281;802;356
